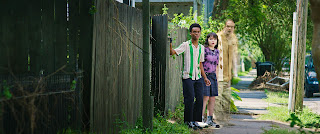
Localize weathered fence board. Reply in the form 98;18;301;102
39;0;55;74
91;0;143;133
53;0;68;73
78;0;94;129
165;24;187;113
151;15;186;115
0;0;93;133
151;15;168;113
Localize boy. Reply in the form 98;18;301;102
169;23;211;130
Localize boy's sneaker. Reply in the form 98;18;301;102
186;122;198;130
194;122;203;130
197;121;209;128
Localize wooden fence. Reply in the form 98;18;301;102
0;0;93;133
151;15;187;114
90;0;143;133
0;0;187;133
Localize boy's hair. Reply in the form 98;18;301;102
204;32;219;49
189;23;201;32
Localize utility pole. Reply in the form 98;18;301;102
143;0;153;131
289;12;297;112
290;0;308;112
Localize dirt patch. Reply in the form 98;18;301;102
249;71;289;91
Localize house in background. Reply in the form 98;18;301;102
116;0;136;7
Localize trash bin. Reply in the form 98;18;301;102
255;62;261;77
256;62;274;77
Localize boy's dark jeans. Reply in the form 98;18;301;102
182;78;204;122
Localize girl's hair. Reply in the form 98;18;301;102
204;32;219;49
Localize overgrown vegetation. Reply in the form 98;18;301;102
1;80;12;99
230;87;242;112
262;128;299;134
212;0;314;72
287;113;320;133
263;89;288;104
119;94;193;134
238;71;249;76
167;0;314;72
259;90;320;133
231;77;241;85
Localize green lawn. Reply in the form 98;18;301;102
259;89;320;133
238;71;249;76
231;77;241;85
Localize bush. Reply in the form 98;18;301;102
244;57;252;71
231;77;241;85
119;93;192;134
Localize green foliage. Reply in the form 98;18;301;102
152;114;190;134
119;93;192;134
57;128;91;134
89;0;96;15
263;90;289;104
287;113;320;133
1;80;12;99
166;94;185;124
231;77;241;85
238;71;248;76
231;87;242;101
162;4;168;15
170;6;223;45
167;0;313;72
230;99;238;113
243;57;252;71
259;106;291;122
230;87;242;113
260;105;320;128
214;0;313;72
260;89;320;133
70;80;77;91
262;128;299;134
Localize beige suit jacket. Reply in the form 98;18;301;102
217;31;238;82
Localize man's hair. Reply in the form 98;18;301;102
189;23;201;32
225;19;235;25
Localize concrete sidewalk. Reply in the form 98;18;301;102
199;69;320;133
210;69;297;134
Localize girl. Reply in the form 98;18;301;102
202;32;220;128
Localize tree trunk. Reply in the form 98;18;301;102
294;0;308;112
310;0;320;91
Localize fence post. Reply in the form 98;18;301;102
142;0;153;131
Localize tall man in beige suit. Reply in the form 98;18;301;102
214;19;238;121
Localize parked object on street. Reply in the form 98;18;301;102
304;54;319;98
255;62;275;77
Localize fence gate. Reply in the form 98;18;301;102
151;15;187;114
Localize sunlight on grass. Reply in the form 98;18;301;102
238;71;249;76
262;128;299;134
231;77;241;85
263;90;288;104
259;106;320;125
260;90;320;128
258;106;290;121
